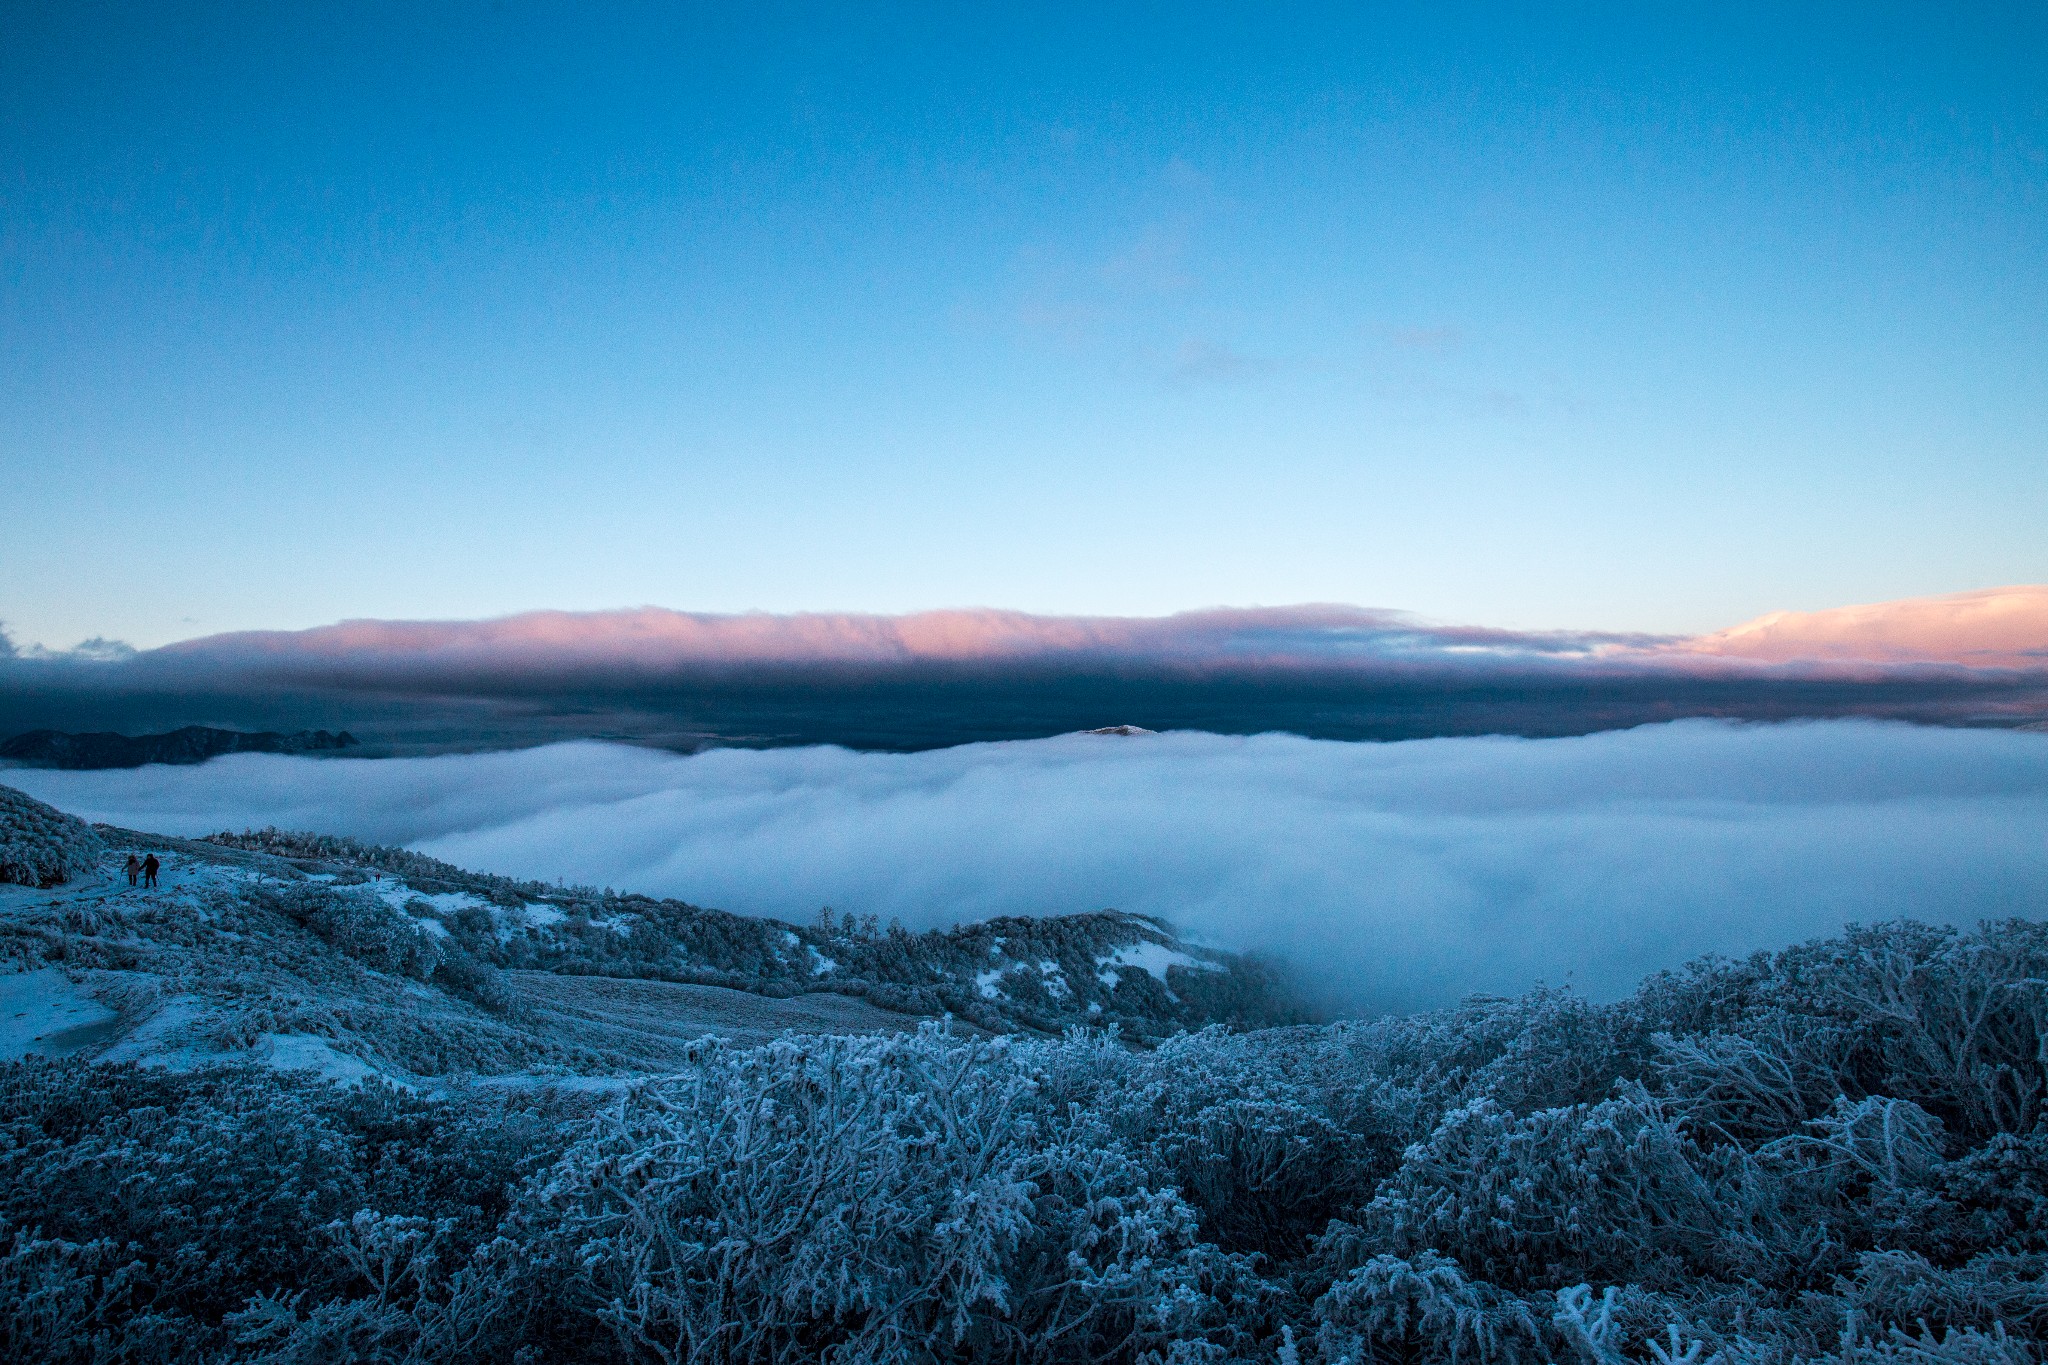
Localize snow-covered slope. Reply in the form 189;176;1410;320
0;785;1304;1088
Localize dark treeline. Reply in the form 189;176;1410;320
6;918;2047;1363
7;668;2045;758
0;728;358;770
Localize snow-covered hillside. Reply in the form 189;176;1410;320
0;785;1303;1089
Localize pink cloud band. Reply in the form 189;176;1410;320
11;587;2046;695
147;603;1656;680
1680;586;2048;669
142;586;2044;680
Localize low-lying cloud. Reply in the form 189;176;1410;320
16;719;2047;1015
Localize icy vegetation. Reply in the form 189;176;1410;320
2;786;2047;1361
6;921;2048;1362
0;783;105;887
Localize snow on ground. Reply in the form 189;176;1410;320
0;968;121;1061
974;960;1070;1001
94;995;219;1071
1095;941;1221;992
0;837;958;1090
1106;941;1220;981
506;971;936;1058
258;1032;402;1088
471;1071;638;1095
375;885;488;917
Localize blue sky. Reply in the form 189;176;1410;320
3;3;2043;650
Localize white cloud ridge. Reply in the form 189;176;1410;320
13;719;2048;1014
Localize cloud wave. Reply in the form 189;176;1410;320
15;719;2047;1014
6;589;2045;750
125;604;1665;687
13;587;2048;687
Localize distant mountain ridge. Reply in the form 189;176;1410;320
0;725;358;769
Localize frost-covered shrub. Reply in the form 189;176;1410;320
431;939;518;1013
222;1212;540;1365
1641;921;2048;1144
1843;1250;2048;1341
1359;1087;1792;1292
247;883;442;981
537;1027;1270;1365
0;783;105;888
1383;987;1639;1124
0;1219;198;1365
1648;1017;1862;1143
1931;1127;2048;1256
1719;1321;2039;1365
0;1058;574;1360
1038;1027;1397;1261
5;917;2048;1363
1310;1251;1548;1365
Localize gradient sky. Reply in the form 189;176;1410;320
4;3;2044;651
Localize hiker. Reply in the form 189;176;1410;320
142;853;160;889
125;853;141;886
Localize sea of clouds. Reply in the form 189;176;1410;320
13;718;2048;1015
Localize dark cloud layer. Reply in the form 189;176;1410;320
4;598;2045;753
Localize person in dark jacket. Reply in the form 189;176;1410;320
142;853;160;888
